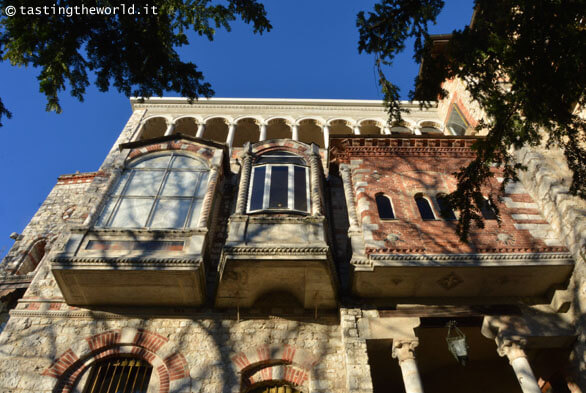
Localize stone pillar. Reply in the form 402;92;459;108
196;123;205;138
308;148;324;216
235;146;253;214
353;125;361;135
164;122;175;136
323;125;330;149
413;127;422;135
259;123;267;141
226;123;237;148
392;340;424;393
340;165;359;229
497;338;541;393
197;164;221;228
383;126;391;135
292;124;299;141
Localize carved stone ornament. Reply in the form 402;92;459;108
437;272;463;290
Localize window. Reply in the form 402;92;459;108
415;194;435;220
446;105;470;136
248;151;310;213
82;357;152;393
480;197;498;220
97;153;209;229
249;385;301;393
375;194;395;219
436;194;456;220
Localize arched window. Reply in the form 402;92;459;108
446;105;470;135
375;194;395;219
16;239;46;275
82;357;152;393
97;153;209;228
415;194;435;220
248;151;310;213
480;197;498;220
436;194;456;220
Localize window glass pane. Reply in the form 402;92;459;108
110;198;153;227
95;197;117;226
376;194;395;219
110;172;131;195
187;199;204;228
447;106;469;136
171;155;206;169
294;166;308;211
130;155;171;168
257;152;305;165
124;170;165;196
437;195;456;220
161;171;198;196
249;166;266;211
194;172;209;199
415;196;435;220
269;166;289;209
149;199;191;228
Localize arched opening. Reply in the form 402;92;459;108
202;117;229;143
375;194;395;220
420;121;443;135
233;118;261;147
16;239;46;275
80;357;152;393
249;385;302;393
297;119;324;147
390;121;412;134
266;118;292;140
328;119;352;135
480;197;498;220
359;120;383;135
436;193;456;220
139;117;167;140
415;193;435;220
173;117;198;137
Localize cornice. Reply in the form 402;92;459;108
52;256;203;266
364;252;574;267
70;227;209;235
223;246;329;255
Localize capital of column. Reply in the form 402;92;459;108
392;339;419;363
496;336;528;363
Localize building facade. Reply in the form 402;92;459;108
0;97;584;393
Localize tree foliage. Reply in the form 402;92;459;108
358;0;586;240
0;0;271;117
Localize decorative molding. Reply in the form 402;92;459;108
437;272;464;290
222;246;329;255
52;256;203;266
366;252;574;267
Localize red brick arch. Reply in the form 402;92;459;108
42;328;190;393
232;344;318;392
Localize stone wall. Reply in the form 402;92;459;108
0;311;346;393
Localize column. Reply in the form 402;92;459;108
383;126;391;135
226;122;237;148
235;147;253;214
413;127;422;135
340;165;359;229
392;340;424;393
322;125;330;149
292;123;299;141
353;125;361;135
308;149;324;216
164;122;175;136
497;338;541;393
259;123;267;141
197;164;221;228
196;123;205;138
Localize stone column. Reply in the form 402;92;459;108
292;124;299;141
197;164;221;228
196;123;205;138
259;123;267;141
353;125;361;135
392;340;424;393
164;122;175;136
413;127;422;135
308;148;324;216
383;126;391;135
235;146;253;214
340;165;359;229
497;338;541;393
323;125;330;149
226;122;237;148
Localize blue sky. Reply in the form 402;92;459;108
0;0;474;260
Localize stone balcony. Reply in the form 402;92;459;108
52;228;208;307
215;214;338;309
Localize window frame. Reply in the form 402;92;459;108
447;104;470;136
414;193;436;220
246;152;311;214
435;193;457;221
96;152;210;230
